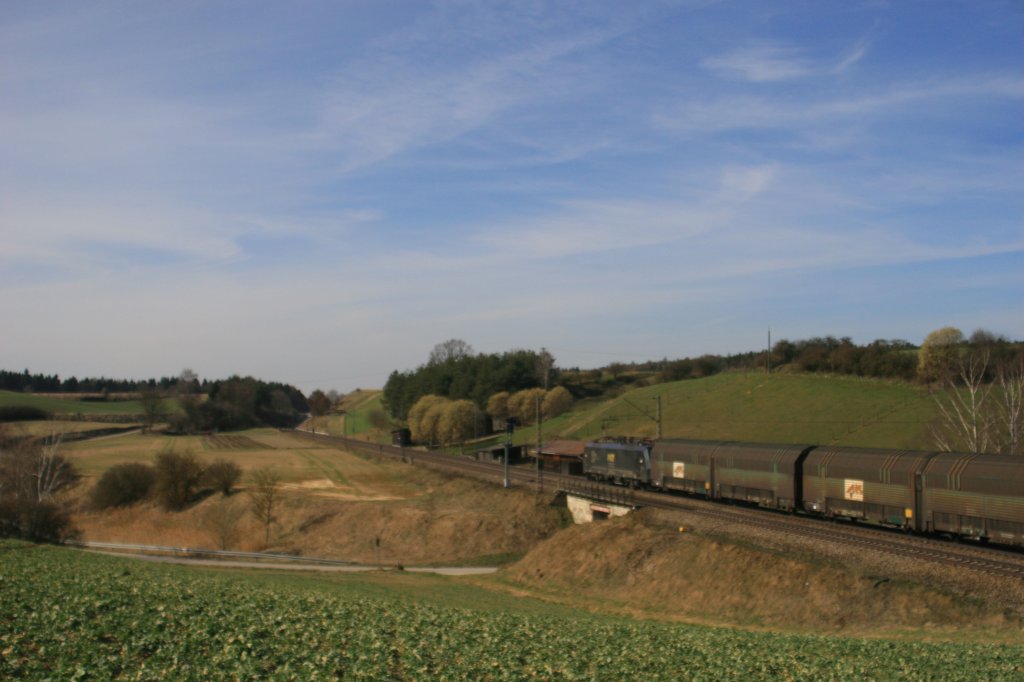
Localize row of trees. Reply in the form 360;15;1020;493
406;386;574;447
486;387;573;427
2;368;311;433
0;368;204;395
559;333;1020;392
767;337;919;380
382;341;555;421
406;397;484;447
89;451;282;546
643;338;919;384
89;451;240;511
169;376;309;433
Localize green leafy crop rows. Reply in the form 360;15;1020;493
2;542;1022;680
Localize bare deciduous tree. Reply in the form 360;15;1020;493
997;358;1024;455
428;339;474;366
139;387;166;433
308;389;331;417
248;467;281;546
932;349;1024;455
204;458;242;495
932;351;995;453
535;348;555;389
203;495;245;550
34;422;78;501
154;449;205;511
1;423;79;540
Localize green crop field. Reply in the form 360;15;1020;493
2;542;1022;680
0;390;159;418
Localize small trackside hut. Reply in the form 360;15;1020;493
535;440;585;476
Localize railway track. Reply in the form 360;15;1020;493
628;487;1024;581
292;430;1024;581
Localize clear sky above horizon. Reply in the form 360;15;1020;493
2;1;1022;394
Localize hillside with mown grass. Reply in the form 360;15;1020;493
461;372;940;452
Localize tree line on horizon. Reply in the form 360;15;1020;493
0;368;309;433
0;369;203;396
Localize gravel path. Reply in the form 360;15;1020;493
82;549;499;575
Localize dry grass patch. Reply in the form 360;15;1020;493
504;509;1023;640
71;471;564;566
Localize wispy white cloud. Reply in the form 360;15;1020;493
717;165;778;202
473;199;723;259
833;38;870;73
701;36;871;82
655;74;1024;138
306;27;624;172
701;44;814;82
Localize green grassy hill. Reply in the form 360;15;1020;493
526;372;938;450
304;390;391;439
341;390;388;433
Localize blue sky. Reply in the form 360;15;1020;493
2;1;1022;393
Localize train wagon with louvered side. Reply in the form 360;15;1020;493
801;446;935;529
711;441;814;511
919;452;1024;547
648;439;722;497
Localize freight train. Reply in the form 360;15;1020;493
582;439;1024;547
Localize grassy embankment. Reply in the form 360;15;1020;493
302;389;389;439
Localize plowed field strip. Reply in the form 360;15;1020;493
203;435;273;450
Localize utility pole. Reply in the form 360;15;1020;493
655;395;662;440
767;328;772;374
536;394;543;492
503;419;513;489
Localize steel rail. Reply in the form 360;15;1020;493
291;430;1024;580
